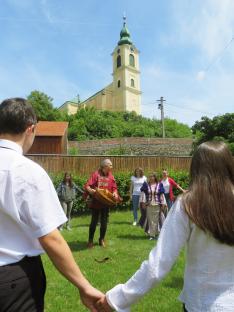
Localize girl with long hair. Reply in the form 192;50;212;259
161;168;185;212
57;172;81;230
129;167;147;226
98;141;234;312
140;173;165;240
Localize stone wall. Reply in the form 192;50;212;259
69;137;193;156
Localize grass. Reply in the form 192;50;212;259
43;210;185;311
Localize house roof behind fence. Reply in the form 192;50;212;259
35;121;68;137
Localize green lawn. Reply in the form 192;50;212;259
43;211;185;311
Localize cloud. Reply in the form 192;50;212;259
196;71;206;81
172;0;234;60
40;0;54;24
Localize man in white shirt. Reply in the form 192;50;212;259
0;98;104;311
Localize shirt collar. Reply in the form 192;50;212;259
0;139;23;155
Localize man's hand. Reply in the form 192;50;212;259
96;295;113;312
79;286;105;312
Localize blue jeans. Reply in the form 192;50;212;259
165;193;172;210
132;195;140;222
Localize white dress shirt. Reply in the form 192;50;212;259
106;198;234;312
0;139;67;265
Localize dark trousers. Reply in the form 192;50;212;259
0;256;46;312
138;206;148;233
183;304;188;312
89;207;109;241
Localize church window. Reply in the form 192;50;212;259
117;55;121;68
118;80;121;88
129;54;135;67
131;79;135;87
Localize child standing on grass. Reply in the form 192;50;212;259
140;173;165;240
129;167;147;226
57;172;82;231
97;141;234;312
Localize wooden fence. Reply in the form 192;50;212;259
27;155;192;175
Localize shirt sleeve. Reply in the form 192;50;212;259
14;162;67;238
106;199;191;311
169;178;178;188
139;192;146;203
84;171;98;190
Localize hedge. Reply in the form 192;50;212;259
50;170;190;215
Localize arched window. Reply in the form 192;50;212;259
118;80;121;88
117;55;121;68
129;54;135;67
131;79;135;87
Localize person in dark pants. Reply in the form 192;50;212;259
85;159;118;248
0;98;104;312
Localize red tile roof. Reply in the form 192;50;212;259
35;121;68;137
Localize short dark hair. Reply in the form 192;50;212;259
0;98;37;134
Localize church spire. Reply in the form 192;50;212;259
118;14;132;46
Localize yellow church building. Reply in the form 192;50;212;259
59;18;142;115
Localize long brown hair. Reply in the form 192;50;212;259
147;172;158;184
63;172;73;188
134;167;144;178
182;141;234;245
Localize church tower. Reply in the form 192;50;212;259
112;17;141;114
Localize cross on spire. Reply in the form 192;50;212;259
123;12;126;26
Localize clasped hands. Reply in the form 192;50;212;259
80;289;113;312
95;295;113;312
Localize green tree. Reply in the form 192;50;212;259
191;113;234;154
27;90;66;121
68;107;192;141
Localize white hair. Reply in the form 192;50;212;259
100;159;112;168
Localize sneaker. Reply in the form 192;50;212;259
132;221;137;226
149;237;155;240
66;226;72;231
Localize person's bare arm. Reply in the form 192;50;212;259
86;185;96;195
39;229;104;311
129;182;133;200
177;184;185;193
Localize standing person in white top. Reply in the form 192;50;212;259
96;141;234;312
161;168;185;213
129;168;147;226
0;98;104;312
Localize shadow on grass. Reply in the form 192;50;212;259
72;223;90;228
117;234;149;240
111;221;132;225
164;276;184;289
68;241;90;251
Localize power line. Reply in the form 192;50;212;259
142;101;211;115
204;37;234;73
166;102;211;115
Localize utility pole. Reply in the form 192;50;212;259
157;96;166;138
